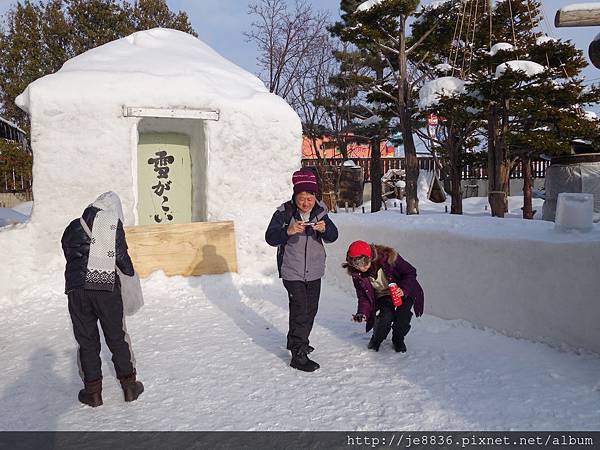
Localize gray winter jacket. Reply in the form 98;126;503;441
265;200;339;281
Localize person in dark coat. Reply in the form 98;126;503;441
343;240;424;352
265;169;338;372
61;191;144;407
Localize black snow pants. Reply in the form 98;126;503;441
282;279;321;353
67;283;135;382
371;295;414;346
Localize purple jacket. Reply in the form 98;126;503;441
349;246;424;332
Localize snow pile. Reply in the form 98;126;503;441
11;201;33;216
489;42;514;56
434;63;453;73
495;60;545;78
418;77;466;109
0;208;29;227
536;35;557;45
562;3;600;13
5;28;301;282
555;193;594;232
356;0;384;12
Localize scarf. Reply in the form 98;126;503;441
83;192;124;291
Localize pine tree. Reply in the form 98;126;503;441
0;0;197;192
0;0;197;130
0;1;45;128
411;0;484;214
330;0;431;215
466;0;600;218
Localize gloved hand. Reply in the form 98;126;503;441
352;313;366;323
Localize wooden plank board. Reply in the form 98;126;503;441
124;221;237;278
555;7;600;27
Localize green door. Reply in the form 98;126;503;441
138;133;192;225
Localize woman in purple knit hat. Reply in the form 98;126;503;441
343;240;424;352
265;169;338;372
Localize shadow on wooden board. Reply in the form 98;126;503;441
124;221;237;278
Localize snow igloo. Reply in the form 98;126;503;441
3;28;301;283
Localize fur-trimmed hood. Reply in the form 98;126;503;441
343;244;399;276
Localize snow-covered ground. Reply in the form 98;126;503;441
2;269;599;431
2;193;600;430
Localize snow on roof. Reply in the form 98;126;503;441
536;35;558;45
490;42;514;56
584;110;598;121
16;28;269;112
356;0;384;12
561;3;600;13
495;60;545;78
418;76;466;110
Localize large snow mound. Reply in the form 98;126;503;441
17;28;269;109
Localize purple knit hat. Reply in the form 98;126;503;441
292;169;318;195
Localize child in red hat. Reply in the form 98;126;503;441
343;240;424;352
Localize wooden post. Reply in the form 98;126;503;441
555;6;600;27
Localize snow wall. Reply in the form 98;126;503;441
324;213;600;355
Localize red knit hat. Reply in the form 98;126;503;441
347;240;372;258
292;169;318;195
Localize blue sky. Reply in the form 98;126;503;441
0;0;598;83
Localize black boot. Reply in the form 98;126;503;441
367;337;380;352
393;339;407;353
78;378;103;407
290;349;320;372
120;373;144;402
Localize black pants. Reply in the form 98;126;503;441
67;285;135;382
371;295;413;346
282;279;321;353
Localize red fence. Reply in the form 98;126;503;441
302;158;549;182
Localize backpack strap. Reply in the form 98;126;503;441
79;217;92;238
282;201;295;228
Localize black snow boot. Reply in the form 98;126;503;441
393;339;407;353
78;378;103;407
367;337;380;352
119;373;144;402
290;349;320;372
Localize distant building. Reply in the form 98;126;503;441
302;135;394;159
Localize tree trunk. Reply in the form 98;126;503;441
398;17;419;215
448;127;463;214
402;114;419;214
487;103;510;217
370;137;382;212
522;155;533;219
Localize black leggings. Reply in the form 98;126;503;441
371;295;414;345
282;279;321;353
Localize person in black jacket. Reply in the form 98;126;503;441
61;191;143;407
